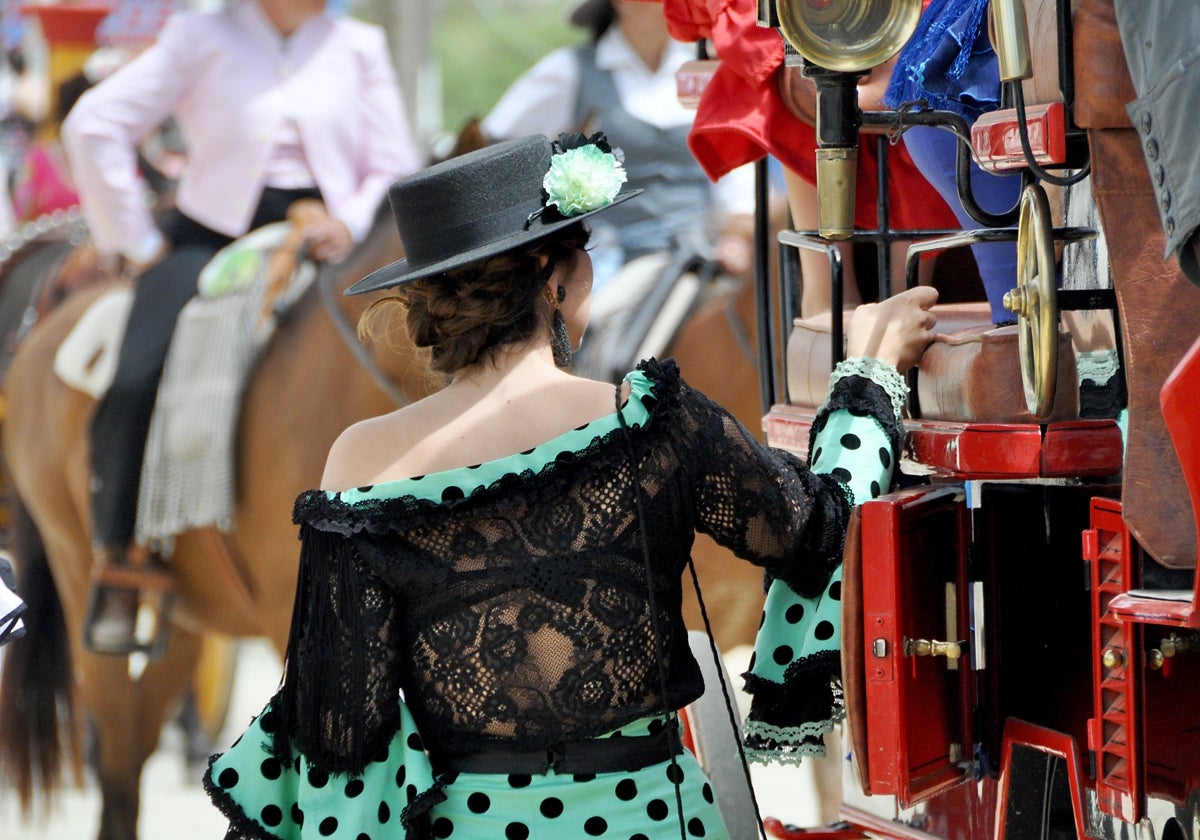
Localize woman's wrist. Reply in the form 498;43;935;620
828;356;908;424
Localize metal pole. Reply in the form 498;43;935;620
359;0;442;149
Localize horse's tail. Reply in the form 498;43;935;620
0;494;81;809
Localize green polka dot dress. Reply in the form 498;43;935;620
209;706;726;840
206;369;729;839
205;360;898;836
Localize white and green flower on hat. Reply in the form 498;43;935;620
542;132;628;217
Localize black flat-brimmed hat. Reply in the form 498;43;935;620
346;133;641;295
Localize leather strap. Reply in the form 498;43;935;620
430;726;683;776
1090;126;1200;568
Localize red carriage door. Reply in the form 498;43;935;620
858;485;975;807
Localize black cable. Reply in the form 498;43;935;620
1013;83;1090;187
616;388;688;840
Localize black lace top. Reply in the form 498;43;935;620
272;359;857;777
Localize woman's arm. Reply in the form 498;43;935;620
61;14;192;261
327;25;422;248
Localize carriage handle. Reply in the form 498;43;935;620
860;107;1024;229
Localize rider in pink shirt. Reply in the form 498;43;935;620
61;0;422;654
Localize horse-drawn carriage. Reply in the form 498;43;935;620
747;1;1200;838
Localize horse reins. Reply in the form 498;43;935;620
315;261;408;407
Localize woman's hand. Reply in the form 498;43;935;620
847;286;939;373
303;217;354;264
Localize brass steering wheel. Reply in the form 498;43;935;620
1003;183;1059;418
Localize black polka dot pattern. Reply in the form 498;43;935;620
467;792;490;813
216;736;730;840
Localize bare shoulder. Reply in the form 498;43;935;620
319;409;415;491
319;373;635;491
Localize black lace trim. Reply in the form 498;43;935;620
742;649;842;752
291;358;682;536
809;374;904;464
400;778;449;840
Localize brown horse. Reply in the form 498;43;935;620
0;203;433;839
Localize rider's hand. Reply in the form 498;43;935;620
847;286;939;373
101;236;170;279
303;218;354;264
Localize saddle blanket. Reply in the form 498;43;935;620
53;222;315;554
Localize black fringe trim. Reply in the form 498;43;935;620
273;527;402;776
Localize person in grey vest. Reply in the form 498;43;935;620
1112;0;1200;288
481;0;755;293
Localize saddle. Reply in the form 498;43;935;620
1075;0;1200;570
55;206;320;555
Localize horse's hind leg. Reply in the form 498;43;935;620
74;627;203;840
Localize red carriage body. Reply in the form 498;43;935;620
748;1;1200;838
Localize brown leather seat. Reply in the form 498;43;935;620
786;301;1080;422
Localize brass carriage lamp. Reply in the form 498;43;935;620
771;0;923;239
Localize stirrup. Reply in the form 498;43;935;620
82;549;175;659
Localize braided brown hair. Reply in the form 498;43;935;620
359;222;590;375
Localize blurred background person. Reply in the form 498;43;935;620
482;0;756;294
61;0;421;653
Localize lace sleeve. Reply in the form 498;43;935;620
676;383;850;599
271;521;403;776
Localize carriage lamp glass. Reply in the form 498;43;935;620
542;135;628;217
775;0;922;72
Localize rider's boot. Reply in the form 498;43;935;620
83;544;175;657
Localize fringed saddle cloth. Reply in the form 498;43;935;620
53;222;316;556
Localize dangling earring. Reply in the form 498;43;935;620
548;285;572;368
